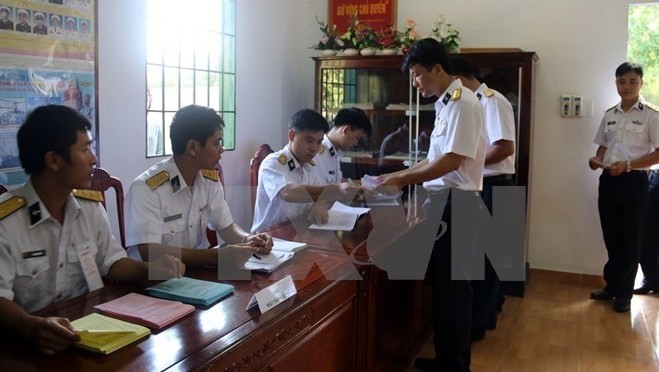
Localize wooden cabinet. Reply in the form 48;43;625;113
313;49;538;296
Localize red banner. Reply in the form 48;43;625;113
328;0;396;34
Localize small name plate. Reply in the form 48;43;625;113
246;275;297;313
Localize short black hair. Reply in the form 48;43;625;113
17;105;92;175
615;62;643;78
170;105;224;156
450;56;477;80
288;109;329;134
332;107;372;137
402;38;454;75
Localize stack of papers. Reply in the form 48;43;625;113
147;277;234;306
71;313;150;355
244;238;307;273
309;202;370;231
94;293;195;330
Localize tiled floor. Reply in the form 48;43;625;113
407;269;659;372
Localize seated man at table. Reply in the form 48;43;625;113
314;107;372;184
0;105;185;355
125;105;273;268
251;109;361;232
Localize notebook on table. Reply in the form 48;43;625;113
71;313;150;355
244;237;307;273
94;292;195;330
146;276;234;306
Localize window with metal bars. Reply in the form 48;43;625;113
145;0;236;157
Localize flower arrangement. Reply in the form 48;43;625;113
355;23;379;49
313;16;343;50
431;14;461;52
340;13;360;49
398;19;421;53
376;25;401;50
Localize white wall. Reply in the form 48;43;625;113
98;0;652;275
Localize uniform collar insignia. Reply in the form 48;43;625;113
171;175;181;193
29;202;41;226
639;102;644;110
329;147;336;157
442;92;451;105
288;159;296;171
476;93;483;101
310;159;316;166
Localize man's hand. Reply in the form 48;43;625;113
242;233;273;254
149;254;185;278
607;161;626;176
27;316;81;356
374;174;401;196
217;243;258;267
335;183;362;202
307;200;329;225
588;156;605;171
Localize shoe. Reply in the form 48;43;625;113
414;357;439;371
590;289;614;300
632;284;658;295
614;298;631;313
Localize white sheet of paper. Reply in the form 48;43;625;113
308;210;359;231
330;202;370;216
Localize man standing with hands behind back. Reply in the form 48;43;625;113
589;62;659;313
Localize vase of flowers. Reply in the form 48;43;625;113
313;16;343;54
399;19;421;54
431;14;461;52
377;25;401;55
340;13;359;50
356;24;379;55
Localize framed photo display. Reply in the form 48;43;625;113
0;0;97;186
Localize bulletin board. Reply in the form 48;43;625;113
0;0;97;186
328;0;396;34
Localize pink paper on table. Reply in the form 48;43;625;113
94;292;195;330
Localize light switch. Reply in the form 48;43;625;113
561;95;572;117
572;95;582;116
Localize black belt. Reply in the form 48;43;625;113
483;174;513;182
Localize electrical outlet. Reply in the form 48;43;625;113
561;95;572;117
572;95;582;116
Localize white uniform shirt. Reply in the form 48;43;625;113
125;156;233;259
314;134;343;184
251;145;324;232
0;181;126;313
423;79;486;192
475;83;516;176
593;97;659;167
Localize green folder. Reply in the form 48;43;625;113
147;277;234;306
71;313;150;355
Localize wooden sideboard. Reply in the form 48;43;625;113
0;208;432;372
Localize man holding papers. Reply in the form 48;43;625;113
374;39;485;372
251;109;361;232
0;105;184;355
126;105;273;268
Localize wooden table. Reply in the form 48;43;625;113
0;209;432;372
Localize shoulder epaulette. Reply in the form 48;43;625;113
318;144;325;154
451;88;462;101
646;102;659;112
605;105;616;112
483;88;494;98
201;169;219;182
278;154;287;165
0;196;26;220
72;189;104;202
145;170;169;190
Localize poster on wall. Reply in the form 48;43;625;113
0;0;96;186
328;0;396;34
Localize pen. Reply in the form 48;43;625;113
252;254;261;260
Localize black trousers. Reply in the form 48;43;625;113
639;170;659;287
470;174;513;337
598;171;649;299
427;189;473;372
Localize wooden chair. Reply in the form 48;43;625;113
250;144;273;208
89;168;126;247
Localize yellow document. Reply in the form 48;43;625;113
71;313;150;355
